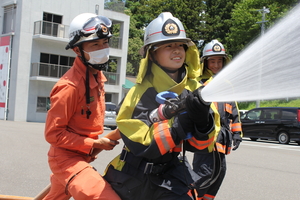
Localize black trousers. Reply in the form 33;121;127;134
104;158;194;200
192;152;226;198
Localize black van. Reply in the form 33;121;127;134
241;107;300;145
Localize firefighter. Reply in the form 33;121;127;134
103;12;220;200
192;39;243;200
43;13;121;200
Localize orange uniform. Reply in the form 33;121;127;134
43;57;120;200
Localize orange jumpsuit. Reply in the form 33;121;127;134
43;57;120;200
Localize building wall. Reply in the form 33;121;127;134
0;0;129;122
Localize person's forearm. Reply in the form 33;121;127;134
104;128;121;140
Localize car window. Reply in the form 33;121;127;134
240;113;246;120
273;113;280;119
106;104;116;111
261;109;280;120
239;110;248;120
261;112;272;119
282;110;296;120
247;110;261;120
270;110;280;119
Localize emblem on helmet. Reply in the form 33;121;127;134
165;23;178;34
139;12;191;56
212;44;222;52
162;19;180;36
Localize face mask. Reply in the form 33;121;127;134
84;48;109;64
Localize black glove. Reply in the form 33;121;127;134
185;87;213;132
171;111;194;144
162;97;186;119
232;132;242;150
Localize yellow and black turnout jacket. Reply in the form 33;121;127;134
105;44;220;196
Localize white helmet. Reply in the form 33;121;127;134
66;13;112;50
139;12;191;56
201;39;227;62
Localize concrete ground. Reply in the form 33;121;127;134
0;120;125;198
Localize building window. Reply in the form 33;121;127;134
39;53;75;78
2;4;16;34
42;12;62;36
37;97;50;112
43;13;62;24
105;94;112;102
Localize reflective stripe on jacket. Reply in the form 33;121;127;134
108;63;220;172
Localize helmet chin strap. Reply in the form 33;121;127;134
78;47;95;119
87;62;108;71
78;46;108;119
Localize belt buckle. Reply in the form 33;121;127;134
144;162;153;174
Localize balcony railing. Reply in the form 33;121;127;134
103;71;120;85
33;21;122;49
31;63;120;85
31;63;71;78
110;37;122;49
34;21;69;38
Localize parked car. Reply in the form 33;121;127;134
241;107;300;145
104;102;117;130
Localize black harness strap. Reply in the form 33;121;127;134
79;47;92;119
85;67;91;119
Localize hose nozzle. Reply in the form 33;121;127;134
194;86;211;106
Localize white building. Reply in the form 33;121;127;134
0;0;129;122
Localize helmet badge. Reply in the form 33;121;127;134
212;44;222;52
162;19;180;36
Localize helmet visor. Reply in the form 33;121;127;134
66;16;113;50
81;16;112;38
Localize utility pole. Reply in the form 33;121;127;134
255;6;270;107
257;7;270;35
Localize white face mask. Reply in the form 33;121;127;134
84;48;110;64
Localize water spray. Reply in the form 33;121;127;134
201;3;300;103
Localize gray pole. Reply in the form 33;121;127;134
255;6;270;107
261;6;269;35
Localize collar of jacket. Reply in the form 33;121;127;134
149;63;187;94
73;56;107;89
197;68;214;83
136;41;202;84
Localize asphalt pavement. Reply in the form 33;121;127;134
1;120;300;199
0;120;125;198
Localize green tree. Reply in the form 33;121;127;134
105;0;126;13
125;0;299;73
108;23;120;72
226;0;298;57
202;0;241;50
123;1;146;75
124;8;144;75
130;0;206;46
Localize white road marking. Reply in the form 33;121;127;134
241;140;300;152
